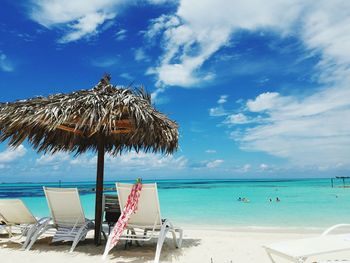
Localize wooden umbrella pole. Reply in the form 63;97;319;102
94;136;105;245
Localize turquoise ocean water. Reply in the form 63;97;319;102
0;179;349;229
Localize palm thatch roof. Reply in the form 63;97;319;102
0;75;178;155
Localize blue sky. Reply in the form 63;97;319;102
1;0;350;182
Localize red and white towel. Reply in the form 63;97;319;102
102;182;142;259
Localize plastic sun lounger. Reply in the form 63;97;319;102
25;187;94;252
0;199;50;249
264;224;350;262
112;183;183;263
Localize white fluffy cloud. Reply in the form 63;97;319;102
247;92;283;112
134;48;149;62
115;29;127;41
260;163;269;171
146;1;350;92
146;0;303;87
206;159;224;168
224;113;249;125
91;56;119;68
209;107;227;117
242;164;251;172
0;51;14;72
60;12;116;43
106;151;188;169
36;152;70;165
236;85;350;167
29;0;171;43
218;95;228;104
38;151;188;171
29;0;123;43
209;95;229;116
0;145;27;163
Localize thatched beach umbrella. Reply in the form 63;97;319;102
0;75;178;244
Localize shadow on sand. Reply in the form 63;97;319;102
0;236;201;263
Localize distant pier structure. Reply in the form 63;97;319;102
331;176;350;188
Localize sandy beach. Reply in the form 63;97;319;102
1;228;350;263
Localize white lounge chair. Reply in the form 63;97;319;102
26;187;94;252
0;199;50;249
264;224;350;262
108;182;183;263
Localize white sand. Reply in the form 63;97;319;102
1;228;350;263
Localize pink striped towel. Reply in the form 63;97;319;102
102;182;142;259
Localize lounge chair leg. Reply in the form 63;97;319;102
175;229;183;248
142;229;148;245
21;225;38;250
154;224;169;263
178;229;183;248
70;226;88;252
265;250;277;263
130;229;141;247
101;230;107;241
124;230;131;249
169;228;182;248
25;234;37;251
25;224;51;251
164;220;182;249
8;226;13;238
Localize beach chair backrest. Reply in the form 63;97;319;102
103;194;120;213
0;199;37;225
103;194;120;224
44;187;85;227
116;183;162;227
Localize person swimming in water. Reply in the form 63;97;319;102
237;197;242;201
276;197;280;202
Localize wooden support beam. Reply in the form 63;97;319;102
94;137;105;245
41;116;134;137
57;124;132;136
111;120;133;129
56;125;84;136
61;119;134;130
110;129;132;134
62;118;132;125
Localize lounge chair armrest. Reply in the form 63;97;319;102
84;219;95;228
37;217;51;224
321;224;350;236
